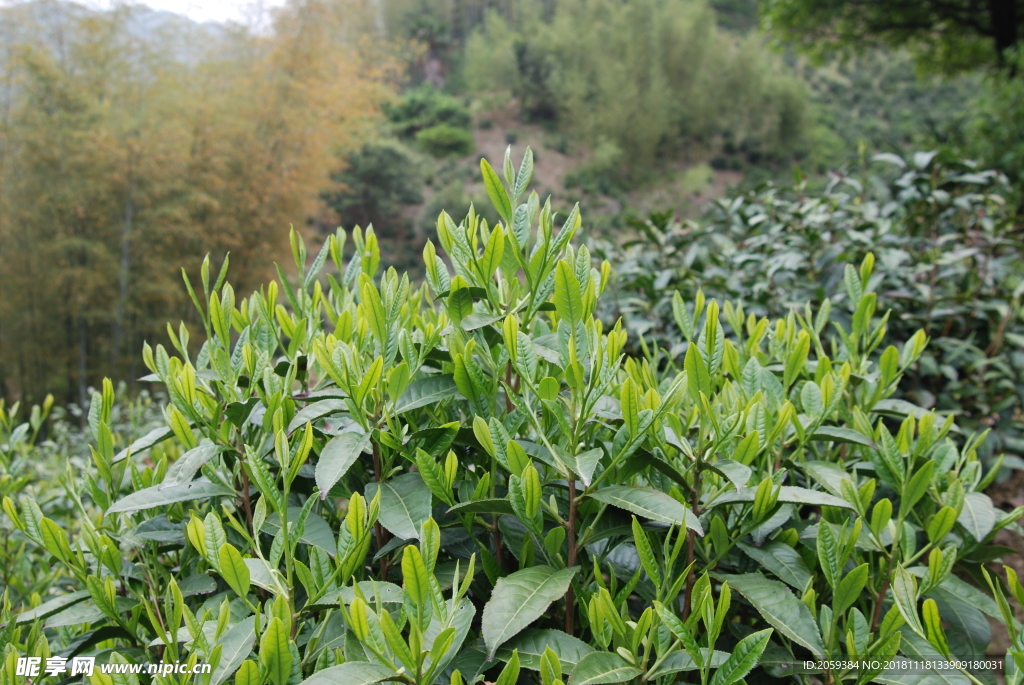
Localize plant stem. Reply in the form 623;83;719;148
372;441;389;580
239;458;254;538
683;467;702;620
566;477;578;635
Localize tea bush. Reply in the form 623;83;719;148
2;148;1023;685
597;151;1024;473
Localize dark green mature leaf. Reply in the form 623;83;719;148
447;498;515;516
108;479;235;513
161;443;224;489
568;652;642;685
482;566;579;657
587;486;703;533
497;629;594;672
366;472;432;540
709;628;772;685
287;399;348;433
16;590;90;624
113;426;174;463
737;542;811;591
721;573;825;656
262;508;337;555
645;650;729;678
801;461;852;497
395;376;460;413
316;430;371;498
957;492;997;541
209;617;256;685
300;661;396;685
808;426;876;448
712;485;853;510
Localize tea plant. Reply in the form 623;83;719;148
597;151;1024;474
1;148;1019;685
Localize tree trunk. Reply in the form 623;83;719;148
989;0;1020;69
112;145;136;377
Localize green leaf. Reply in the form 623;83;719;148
957;492;997;541
587;486;702;533
482;565;580;657
218;544;251;599
481;158;513;223
555;261;583;327
366;472;433;540
108;479;235;513
260;617;292;685
807;426;876;448
892;565;925;636
209;617;256;685
161;443;224;488
481;227;506;277
15;590;90;624
447;498;516;516
833;563;869;615
497;629;595;672
901;461;935;516
113;426;174;463
568;652;642;685
261;508;338;555
684;343;711;400
737;542;811;591
287;399;348;433
299;662;396;685
708;628;772;685
316;430;371;498
513;148;534;201
395;375;460;413
712;485;854;510
645;650;728;678
721;573;825;656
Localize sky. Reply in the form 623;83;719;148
87;0;289;24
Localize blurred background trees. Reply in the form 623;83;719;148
0;0;1022;406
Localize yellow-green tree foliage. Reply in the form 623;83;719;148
0;0;399;403
465;0;808;173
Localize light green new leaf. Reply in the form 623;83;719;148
588;486;702;533
481;158;513;223
315;430;371;499
218;544;250;599
555;261;583;327
482;565;579;657
260;617;292;685
482;226;506;277
684;343;711;400
834;563;869;616
568;652;642;685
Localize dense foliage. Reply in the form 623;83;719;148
597;149;1024;483
1;150;1022;685
464;0;808;178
